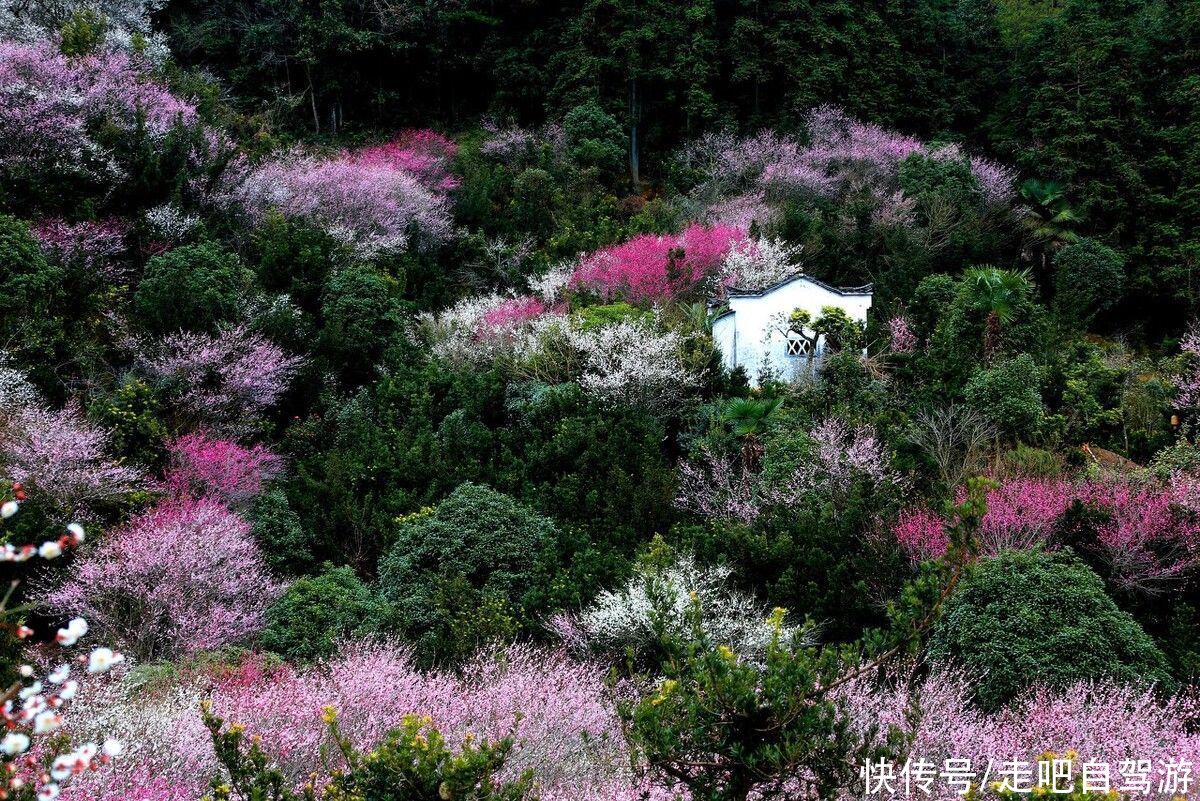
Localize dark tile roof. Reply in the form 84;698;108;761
719;272;873;299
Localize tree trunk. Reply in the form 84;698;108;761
629;78;641;191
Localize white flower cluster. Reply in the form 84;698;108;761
143;203;200;241
425;292;515;365
556;551;806;663
565;315;698;410
527;261;575;304
719;237;804;292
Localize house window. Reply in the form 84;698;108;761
785;335;810;357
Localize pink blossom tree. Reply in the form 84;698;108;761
839;669;1200;801
0;40;199;180
1;401;144;517
891;476;1200;593
32;218;130;279
62;642;665;800
38;497;284;661
136;325;302;437
354;129;460;191
164;432;283;510
233;138;456;259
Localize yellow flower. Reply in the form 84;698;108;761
717;645;735;661
229;723;245;735
1064;749;1078;761
322;705;339;724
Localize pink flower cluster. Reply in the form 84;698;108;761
164;432;282;510
480;295;547;334
137;325;301;437
0;40;197;177
353;129;460;191
840;670;1200;801
234;135;456;259
31;218;130;278
892;477;1200;592
64;642;658;801
1;401;144;517
682;107;1016;235
1176;323;1200;413
570;223;747;303
886;314;916;353
38;497;284;661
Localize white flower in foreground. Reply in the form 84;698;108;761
1;500;19;518
38;540;62;560
47;665;70;684
38;783;59;800
66;523;85;543
33;709;63;734
87;647;124;674
0;732;30;755
55;617;88;647
102;738;122;758
58;680;78;701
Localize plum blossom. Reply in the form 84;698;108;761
136;325;301;437
552;550;807;663
570;223;747;304
38;497;285;660
233;139;455;259
0;400;144;516
719;237;803;292
164;432;283;509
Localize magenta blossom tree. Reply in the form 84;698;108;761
38;497;284;661
569;222;747;303
164;432;283;510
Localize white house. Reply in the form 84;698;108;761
710;274;872;385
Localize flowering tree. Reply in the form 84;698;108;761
677;418;903;525
0;401;144;517
679;107;1016;241
551;547;806;665
718;237;803;292
31;218;129;279
38;497;284;661
891;476;1200;593
233;138;455;259
61;641;663;800
353;129;460;191
0;40;198;181
840;669;1200;801
136;325;301;437
164;432;282;510
569;223;747;303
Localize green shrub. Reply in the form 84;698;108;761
135;241;248;333
318;263;403;382
248;489;315;577
1053;239;1125;329
928;549;1174;711
375;482;557;664
260;564;375;661
964;354;1046;441
0;214;66;383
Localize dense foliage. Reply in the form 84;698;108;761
0;1;1198;798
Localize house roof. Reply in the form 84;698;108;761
721;272;873;299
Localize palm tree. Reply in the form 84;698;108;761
1018;178;1081;266
722;396;783;470
962;266;1033;362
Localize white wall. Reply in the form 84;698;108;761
712;277;871;385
